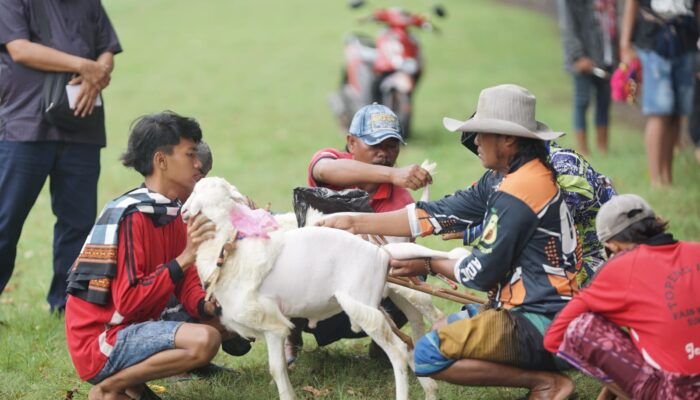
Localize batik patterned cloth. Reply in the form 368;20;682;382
66;187;181;305
557;313;700;399
548;144;616;284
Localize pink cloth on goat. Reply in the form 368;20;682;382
230;206;279;239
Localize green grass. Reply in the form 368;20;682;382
1;0;699;399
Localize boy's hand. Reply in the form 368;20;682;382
176;213;216;270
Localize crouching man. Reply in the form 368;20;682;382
65;112;223;400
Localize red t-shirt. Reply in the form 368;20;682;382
307;148;414;212
544;240;700;374
65;213;206;381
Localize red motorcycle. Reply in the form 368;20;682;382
329;2;445;139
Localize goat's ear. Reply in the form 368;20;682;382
182;197;202;221
228;184;247;204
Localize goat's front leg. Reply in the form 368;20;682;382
264;331;296;400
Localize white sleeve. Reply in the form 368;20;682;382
405;203;422;238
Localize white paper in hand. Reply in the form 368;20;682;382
65;84;102;110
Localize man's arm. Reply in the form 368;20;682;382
544;259;631;352
313;158;432;190
6;39;113;117
317;208;413;236
5;39;111;83
556;0;592;72
319;170;495;237
112;213;215;318
70;51;114;117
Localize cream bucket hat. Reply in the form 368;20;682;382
443;84;564;143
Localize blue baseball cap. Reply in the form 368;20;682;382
348;103;405;145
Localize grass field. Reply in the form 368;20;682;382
1;0;699;399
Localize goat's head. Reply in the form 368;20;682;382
182;176;247;221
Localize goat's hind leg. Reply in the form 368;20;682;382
385;290;439;400
264;331;296;400
335;292;409;400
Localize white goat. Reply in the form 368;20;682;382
182;177;438;400
272;208;444;345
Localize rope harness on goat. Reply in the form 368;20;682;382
204;229;238;302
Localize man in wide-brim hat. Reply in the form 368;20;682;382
319;84;580;398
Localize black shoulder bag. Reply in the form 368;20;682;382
33;0;105;135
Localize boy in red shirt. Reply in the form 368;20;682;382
544;194;700;399
65;112;223;400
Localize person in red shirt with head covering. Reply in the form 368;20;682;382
65;112;226;400
544;194;700;399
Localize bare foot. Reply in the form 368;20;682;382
88;385;131;400
528;373;575;400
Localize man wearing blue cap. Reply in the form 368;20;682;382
307;103;432;211
284;103;432;363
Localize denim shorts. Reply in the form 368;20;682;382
88;321;184;384
637;49;695;116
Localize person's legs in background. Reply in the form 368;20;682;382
660;115;681;185
573;73;592;156
689;59;700;165
0;142;53;301
593;75;612;155
667;51;697;175
638;49;676;187
644;115;671;187
49;143;100;312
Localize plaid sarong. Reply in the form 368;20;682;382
557;313;700;399
66;187;181;305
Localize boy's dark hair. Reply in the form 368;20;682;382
121;111;202;176
608;216;669;244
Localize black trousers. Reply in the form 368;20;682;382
0;141;100;310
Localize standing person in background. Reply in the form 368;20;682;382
557;0;618;156
689;52;700;165
620;0;700;187
0;0;121;312
544;194;700;399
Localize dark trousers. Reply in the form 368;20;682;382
572;72;611;132
305;298;407;346
689;72;700;147
0;141;100;310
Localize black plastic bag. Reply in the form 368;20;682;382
42;72;105;135
292;187;373;227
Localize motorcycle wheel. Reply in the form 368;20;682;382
384;90;412;139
